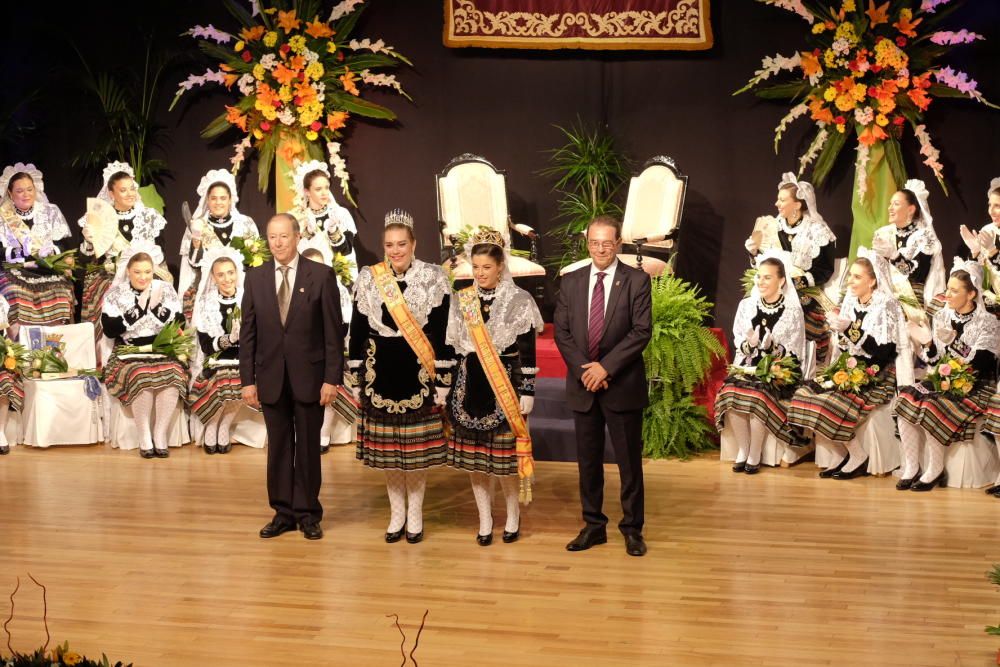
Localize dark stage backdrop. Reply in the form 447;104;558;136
2;0;998;337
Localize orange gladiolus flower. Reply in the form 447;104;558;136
858;124;888;146
908;87;931;111
277;9;302;33
800;50;823;78
865;0;889;28
220;63;233;72
241;25;266;42
224;73;240;89
326;111;349;132
225;105;248;132
808;97;834;124
340;68;359;96
893;12;922;38
278;139;305;164
305;17;335;39
273;63;299;87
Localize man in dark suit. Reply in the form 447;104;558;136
554;215;652;556
241;213;344;540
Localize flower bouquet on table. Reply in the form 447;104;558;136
231;234;271;267
117;321;194;365
0;337;29;374
925;356;976;397
22;343;69;379
818;350;879;392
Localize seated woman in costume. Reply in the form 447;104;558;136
0;293;21;455
958;177;1000;314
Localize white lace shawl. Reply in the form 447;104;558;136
778;213;836;274
923;305;1000;364
875;222;945;305
838;289;903;352
446;280;543;356
352;259;450;337
193;288;242;340
78;205;166;246
731;295;806;367
102;278;181;342
179;212;257;256
0;201;71;259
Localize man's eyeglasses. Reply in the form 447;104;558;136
587;241;618;250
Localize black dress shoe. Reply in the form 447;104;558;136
896;470;921;491
832;458;869;480
476;532;493;546
259;519;297;538
985;484;999;495
139;449;156;459
732;461;746;473
625;534;647;557
566;527;608;552
819;456;850;478
911;471;948;492
744;463;760;475
0;445;9;455
154;448;169;458
385;528;404;543
217;443;231;454
204;445;217;455
320;445;331;455
502;525;520;543
301;522;323;540
405;530;424;544
990;486;1000;497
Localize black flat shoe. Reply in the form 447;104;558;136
259;519;297;538
476;532;493;546
990;486;1000;497
0;445;9;455
385;528;404;543
217;443;231;454
566;527;608;552
832;458;869;480
405;531;424;544
301;522;323;540
819;456;850;478
896;470;921;491
744;463;760;475
139;449;156;459
204;445;217;455
911;471;948;492
502;524;520;543
985;484;999;495
153;448;169;458
732;461;746;473
320;445;331;455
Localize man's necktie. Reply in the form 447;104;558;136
278;265;290;325
587;272;606;361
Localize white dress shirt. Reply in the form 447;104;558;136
274;253;300;293
586;259;619;316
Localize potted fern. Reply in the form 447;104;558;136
643;274;725;459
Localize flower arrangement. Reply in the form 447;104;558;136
2;642;132;667
231;234;272;267
117;321;194;364
733;353;802;387
172;0;411;203
819;350;880;391
737;0;996;192
1;337;28;373
22;345;69;378
925;355;976;396
332;252;355;286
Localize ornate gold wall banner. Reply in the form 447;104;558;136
443;0;713;51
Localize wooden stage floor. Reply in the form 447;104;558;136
0;445;997;666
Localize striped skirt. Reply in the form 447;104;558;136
103;352;188;406
802;298;830;359
182;280;198;325
81;270;113;341
356;411;447;470
897;382;992;446
188;365;242;422
446;424;517;476
787;370;896;442
0;369;24;412
0;268;73;326
714;375;797;443
981;393;1000;436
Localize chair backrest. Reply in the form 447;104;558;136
436;154;511;246
19;322;97;370
621;156;687;249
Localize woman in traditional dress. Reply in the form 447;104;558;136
349;209;453;544
289;161;358;324
0;163;75;328
444;228;542;545
981;384;1000;499
715;252;807;474
787;248;906;479
101;244;187;458
895;258;1000;491
177;169;258;322
79;162;169;342
189;247;245;455
744;173;836;362
958;177;1000;315
0;294;21;455
871;179;946;316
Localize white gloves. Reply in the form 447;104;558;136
435;387;449;407
935;326;957;346
519;395;534;415
828;313;852;333
907;321;932;346
960;225;981;257
760;332;773;351
744;327;760;348
979;229;996;257
871;234;897;260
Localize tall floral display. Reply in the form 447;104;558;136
738;0;995;257
172;0;411;209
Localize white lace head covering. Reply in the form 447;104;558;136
98;161;140;207
901;178;945;305
854;246;912;385
292;160;330;210
903;178;933;227
196;245;245;303
754;249;800;310
111;239;164;292
192;169;240;221
949;256;985;309
988;177;1000;199
778;172;825;226
0;163;48;205
464;227;513;283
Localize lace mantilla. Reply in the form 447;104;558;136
79;205;166;244
776;214;836;273
0;200;71;259
731;295;806;366
840;290;901;350
446;280;543;356
194;288;243;339
930;305;1000;363
102;279;181;342
180;213;257;256
353;259;450;337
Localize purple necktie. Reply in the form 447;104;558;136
588;272;606;361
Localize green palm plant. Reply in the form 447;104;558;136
541;119;628;270
643;274;725;459
987;563;1000;636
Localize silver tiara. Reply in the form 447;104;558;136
384;208;414;228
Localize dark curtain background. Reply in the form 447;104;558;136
2;0;998;336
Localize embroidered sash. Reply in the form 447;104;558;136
371;261;437;380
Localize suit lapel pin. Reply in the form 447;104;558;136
299;287;305;292
615;281;621;286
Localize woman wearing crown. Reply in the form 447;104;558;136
0;163;75;329
188;246;247;455
895;258;1000;491
743;173;836;362
349;209;453;544
101;242;187;458
444;228;542;545
79;162;170;343
177;169;259;323
0;293;22;455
